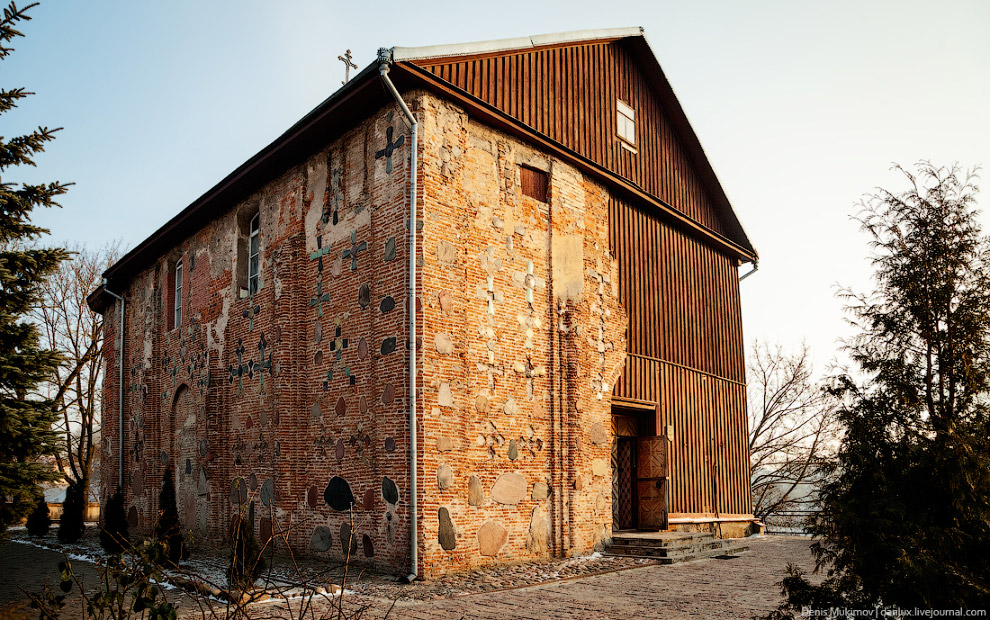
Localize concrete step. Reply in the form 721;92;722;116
603;537;751;564
609;532;715;548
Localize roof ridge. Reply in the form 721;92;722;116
391;27;643;62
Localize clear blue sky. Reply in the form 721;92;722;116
7;0;990;372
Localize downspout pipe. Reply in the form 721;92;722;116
102;279;126;491
378;51;419;582
738;259;759;282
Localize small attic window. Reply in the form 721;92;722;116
617;100;636;146
520;166;548;202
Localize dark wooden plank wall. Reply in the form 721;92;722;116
609;195;750;517
413;40;727;236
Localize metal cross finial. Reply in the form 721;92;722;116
338;49;357;85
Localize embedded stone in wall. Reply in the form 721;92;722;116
363;534;374;557
381;337;396;355
160;451;169;465
478;521;508;556
335;397;347;416
359;395;368;414
436;240;457;265
437;436;453;452
382;383;395;405
311;402;322;419
198;468;208;496
507;440;518;461
358;337;369;360
335;439;345;460
131;470;144;496
532;481;549;501
324;476;354;511
260;479;274;506
384;237;396;261
573;476;584;491
127;506;139;528
468;476;484;506
314;321;322;343
384;436;396;452
307;486;320;509
311;526;333;552
438;507;456;551
363;487;375;510
434;332;454;355
475;394;489;413
358;284;371;308
260;517;273;543
380;296;395;313
385;510;396;545
491;473;526;505
526;506;548;554
230;477;247;505
339;522;357;554
382;476;399;505
503;398;518;416
596;492;607;513
589;422;609;445
437;464;453;490
438;290;453;312
249;474;258;490
438;383;453;407
591;459;609;478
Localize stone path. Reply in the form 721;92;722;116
1;532;813;619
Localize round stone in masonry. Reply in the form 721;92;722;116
127;506;139;528
359;395;368;413
382;383;395;405
339;522;357;554
380;296;395;313
358;284;371;309
249;473;258;490
381;337;397;355
384;436;396;452
307;485;321;509
335;396;347;416
314;321;322;343
358;337;369;360
438;507;456;551
363;534;374;558
160;451;169;465
382;476;399;504
260;517;273;542
230;477;248;505
437;464;454;490
311;526;333;552
199;440;208;456
314;350;323;365
323;476;355;512
335;438;345;461
260;479;274;506
310;402;321;419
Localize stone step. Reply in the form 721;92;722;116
602;539;751;564
609;532;715;548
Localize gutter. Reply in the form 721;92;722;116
378;48;419;582
738;259;759;281
101;280;126;491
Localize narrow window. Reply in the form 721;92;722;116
248;213;260;296
520;166;548;202
173;260;183;328
617;100;636;146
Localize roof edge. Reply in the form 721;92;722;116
392;27;643;62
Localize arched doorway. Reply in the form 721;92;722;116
172;386;207;538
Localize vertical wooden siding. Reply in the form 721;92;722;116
413;40;727;236
609;195;750;517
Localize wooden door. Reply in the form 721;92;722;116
614;438;636;530
636;436;668;530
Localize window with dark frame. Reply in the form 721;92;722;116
520;165;548;203
173;259;183;329
248;213;260;296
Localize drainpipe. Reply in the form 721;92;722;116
738;259;759;281
378;50;419;582
102;279;126;490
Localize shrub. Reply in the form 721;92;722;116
227;515;265;590
154;469;185;565
99;486;130;555
57;482;85;543
26;488;51;537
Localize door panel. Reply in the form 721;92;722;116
636;436;668;530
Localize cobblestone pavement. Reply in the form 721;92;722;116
2;532;813;619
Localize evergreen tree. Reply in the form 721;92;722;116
25;486;50;536
99;486;129;555
57;480;85;542
768;163;990;616
155;469;185;565
0;1;70;537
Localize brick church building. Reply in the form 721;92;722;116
88;28;758;579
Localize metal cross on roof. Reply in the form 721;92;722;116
338;49;357;85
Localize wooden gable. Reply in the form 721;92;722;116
400;33;753;256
